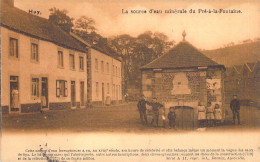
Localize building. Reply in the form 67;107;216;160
1;0;88;113
72;34;122;105
224;61;260;106
140;32;226;128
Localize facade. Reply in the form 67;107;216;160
1;1;88;113
70;33;123;106
141;33;225;128
89;48;122;105
224;61;260;106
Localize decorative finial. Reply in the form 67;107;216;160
182;30;186;41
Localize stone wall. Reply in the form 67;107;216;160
21;103;41;113
142;68;224;106
49;102;71;110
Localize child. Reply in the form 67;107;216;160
206;102;215;127
168;107;176;129
161;107;166;128
198;102;206;127
214;104;222;126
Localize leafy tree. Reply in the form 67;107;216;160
108;31;175;97
74;16;96;34
49;7;74;32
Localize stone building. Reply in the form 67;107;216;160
1;1;88;113
140;32;226;128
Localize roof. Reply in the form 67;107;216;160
0;3;86;52
141;41;224;70
70;31;121;61
91;43;122;62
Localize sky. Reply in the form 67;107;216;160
15;0;260;50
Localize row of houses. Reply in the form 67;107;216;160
224;61;260;105
0;0;123;114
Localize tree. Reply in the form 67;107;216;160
74;16;96;34
49;7;74;32
108;31;175;96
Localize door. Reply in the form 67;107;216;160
10;76;19;112
102;83;105;105
71;81;76;107
172;106;195;130
80;81;84;106
41;77;48;108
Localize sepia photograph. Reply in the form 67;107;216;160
0;0;260;161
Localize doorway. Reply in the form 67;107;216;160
41;77;48;109
80;81;84;106
102;83;105;105
10;76;19;112
71;81;76;107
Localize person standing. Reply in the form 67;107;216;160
161;107;166;128
197;102;206;128
11;87;19;109
168;107;176;129
206;102;215;127
214;103;222;126
230;95;240;125
147;98;163;127
137;95;148;125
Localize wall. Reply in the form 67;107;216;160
90;48;122;104
142;67;225;123
224;63;260;106
1;27;87;113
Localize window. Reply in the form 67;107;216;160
113;84;115;99
79;56;84;70
56;80;68;97
106;62;109;73
116;66;118;76
69;54;75;70
118;67;121;77
95;58;98;71
58;51;64;67
96;82;99;97
31;43;38;62
118;85;121;99
10;38;18;58
107;83;109;94
112;65;115;76
32;78;39;97
101;61;104;73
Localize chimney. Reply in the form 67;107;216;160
2;0;14;7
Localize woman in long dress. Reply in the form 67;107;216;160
11;88;19;108
198;102;206;127
214;104;222;126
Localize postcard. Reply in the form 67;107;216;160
1;0;259;161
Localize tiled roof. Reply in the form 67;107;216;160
141;41;224;70
91;43;121;61
0;3;86;52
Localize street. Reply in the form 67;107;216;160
2;103;260;133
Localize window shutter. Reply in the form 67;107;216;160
56;80;60;97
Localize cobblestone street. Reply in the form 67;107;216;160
2;102;260;133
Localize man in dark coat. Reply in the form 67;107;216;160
147;98;163;127
230;95;240;124
168;107;176;129
137;95;148;125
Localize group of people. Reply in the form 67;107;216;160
197;102;222;127
137;94;241;129
137;96;176;128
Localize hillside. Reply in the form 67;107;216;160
202;41;260;67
